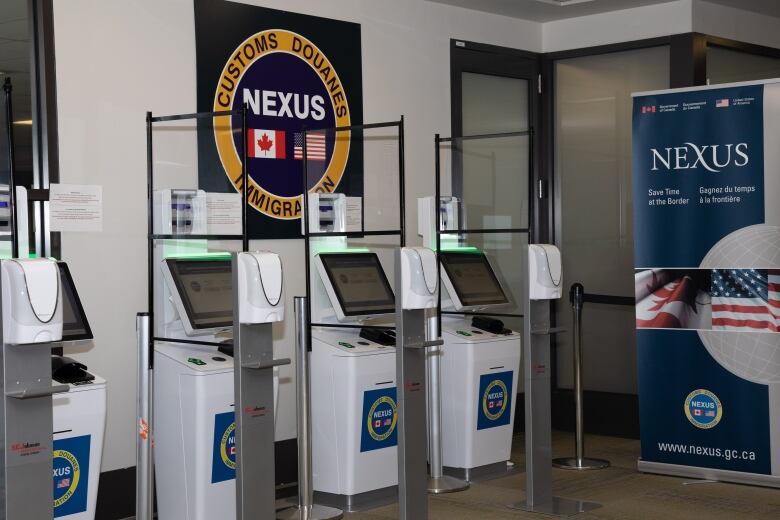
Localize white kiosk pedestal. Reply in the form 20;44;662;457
440;317;521;480
154;343;236;520
311;329;398;512
52;375;107;520
153;342;281;520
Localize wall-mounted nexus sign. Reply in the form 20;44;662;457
632;79;780;487
195;0;363;238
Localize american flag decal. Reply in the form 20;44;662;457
57;478;70;489
294;132;327;161
711;269;779;332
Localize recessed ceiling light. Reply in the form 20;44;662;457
13;120;32;126
533;0;597;5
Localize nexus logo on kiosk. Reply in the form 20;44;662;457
213;29;352;220
477;371;513;430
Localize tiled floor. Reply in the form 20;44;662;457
127;431;780;519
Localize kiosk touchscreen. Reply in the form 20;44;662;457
311;252;400;511
161;258;233;338
154;257;278;520
437;250;521;481
52;262;107;520
440;251;509;310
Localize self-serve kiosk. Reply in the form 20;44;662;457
153;254;282;520
310;251;400;511
51;261;106;520
0;257;105;520
418;196;522;480
438;250;522;478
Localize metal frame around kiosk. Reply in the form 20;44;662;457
435;130;597;515
300;119;417;515
137;106;286;520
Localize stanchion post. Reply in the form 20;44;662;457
553;284;609;471
425;313;469;494
279;297;343;520
135;312;154;520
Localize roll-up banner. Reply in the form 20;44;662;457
632;79;780;488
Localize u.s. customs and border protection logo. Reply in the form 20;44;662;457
367;395;397;442
53;448;80;508
213;29;351;220
482;379;509;421
685;389;723;429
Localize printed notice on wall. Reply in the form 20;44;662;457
49;184;103;232
207;192;242;235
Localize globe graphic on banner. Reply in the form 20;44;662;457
698;224;780;385
700;224;780;269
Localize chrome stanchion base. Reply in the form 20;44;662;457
552;457;610;470
427;475;470;494
277;504;344;520
508;496;602;516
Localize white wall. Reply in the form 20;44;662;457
693;0;780;51
53;0;541;473
543;0;693;53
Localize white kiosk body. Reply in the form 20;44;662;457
437;250;521;478
53;374;107;520
310;252;399;511
153;256;281;520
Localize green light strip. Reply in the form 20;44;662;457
315;248;371;254
165;251;233;261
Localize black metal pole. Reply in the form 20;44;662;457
398;116;405;247
434;133;442;334
241;104;248;253
146;111;154;366
4;78;18;258
302;128;312;349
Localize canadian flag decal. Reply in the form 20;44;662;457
247;129;286;159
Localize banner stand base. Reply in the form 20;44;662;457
508;496;601;517
637;460;780;489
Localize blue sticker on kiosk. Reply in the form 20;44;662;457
360;387;398;452
53;435;91;517
477;371;513;430
211;411;236;484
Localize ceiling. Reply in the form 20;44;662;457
427;0;780;22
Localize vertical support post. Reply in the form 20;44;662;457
279;297;342;520
0;264;64;520
295;296;313;511
426;314;468;494
395;249;429;520
135;312;154;520
232;254;277;520
3;78;18;258
553;284;609;471
508;266;601;515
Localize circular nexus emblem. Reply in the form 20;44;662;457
685;389;723;429
220;421;237;469
367;395;397;442
53;449;81;508
213;29;351;220
482;379;509;421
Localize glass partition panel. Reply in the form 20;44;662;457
554;46;669;394
707;46;780;85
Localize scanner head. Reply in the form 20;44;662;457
400;247;438;310
237;251;284;324
1;258;63;344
